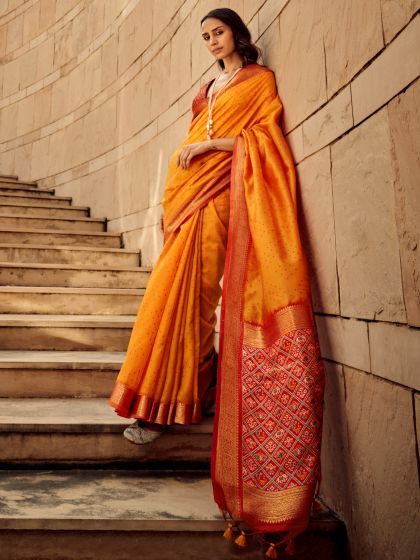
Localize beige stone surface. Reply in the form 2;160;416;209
296;147;339;314
169;13;192;106
278;0;326;131
100;34;118;91
319;362;352;524
332;108;406;322
258;17;281;78
341;367;420;560
351;15;420;124
388;79;420;326
6;12;22;53
369;321;420;390
258;1;286;35
118;0;152;76
322;0;383;99
33;84;52;130
3;58;20;97
117;64;151;144
381;0;420;43
302;86;353;157
30;136;50;179
315;315;370;372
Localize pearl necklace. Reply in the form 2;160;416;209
206;65;243;140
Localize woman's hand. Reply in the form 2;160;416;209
176;141;212;169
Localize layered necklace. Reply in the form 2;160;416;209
206;63;243;140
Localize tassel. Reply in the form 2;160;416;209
223;522;235;541
285;538;295;556
234;530;248;547
265;543;278;559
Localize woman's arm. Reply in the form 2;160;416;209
207;137;235;152
177;137;236;168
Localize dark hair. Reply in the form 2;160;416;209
200;8;262;70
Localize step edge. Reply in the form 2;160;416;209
0;262;151;272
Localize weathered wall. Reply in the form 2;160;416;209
1;1;420;558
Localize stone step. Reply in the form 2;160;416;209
0;243;140;266
0;184;55;196
0;214;106;232
0;287;144;315
0;202;89;218
0;178;37;187
0;351;123;397
0;192;72;206
0;398;213;465
0;314;134;351
0;262;151;289
0;470;345;560
0;227;121;248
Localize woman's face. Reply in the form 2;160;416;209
201;17;236;60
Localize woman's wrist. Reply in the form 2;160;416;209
207;139;216;150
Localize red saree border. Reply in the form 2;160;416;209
211;134;249;517
109;381;203;425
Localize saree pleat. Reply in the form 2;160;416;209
109;62;325;545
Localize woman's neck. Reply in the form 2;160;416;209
221;52;244;73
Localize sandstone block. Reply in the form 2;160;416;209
302;86;353;157
118;0;153;76
340;367;420;560
33;84;52;130
331;108;405;321
381;0;420;43
258;0;287;35
319;362;352;524
351;15;420;124
369;321;420;390
170;14;192;104
315;315;370;372
297;147;339;314
22;1;39;44
279;0;326;132
3;59;19;98
118;65;151;144
6;12;23;53
322;0;383;98
30;136;50;180
101;34;118;91
388;79;420;325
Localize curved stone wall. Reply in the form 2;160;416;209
1;1;419;558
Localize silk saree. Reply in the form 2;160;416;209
109;63;325;551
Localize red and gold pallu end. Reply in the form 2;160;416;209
212;130;326;548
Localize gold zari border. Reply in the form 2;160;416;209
243;481;315;525
243;303;314;349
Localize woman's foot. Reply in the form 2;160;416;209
123;420;167;445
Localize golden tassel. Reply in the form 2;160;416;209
285;538;295;556
265;543;278;559
234;530;248;548
223;522;235;541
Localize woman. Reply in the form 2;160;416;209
109;7;325;557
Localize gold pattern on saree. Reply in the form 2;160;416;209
243;303;314;348
242;482;315;524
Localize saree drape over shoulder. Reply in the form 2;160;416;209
109;63;325;544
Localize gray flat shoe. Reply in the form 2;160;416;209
123;420;166;445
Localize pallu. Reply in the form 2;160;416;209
109;62;325;547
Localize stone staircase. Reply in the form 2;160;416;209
0;175;347;559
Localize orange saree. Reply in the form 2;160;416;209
209;65;326;553
109;63;325;551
